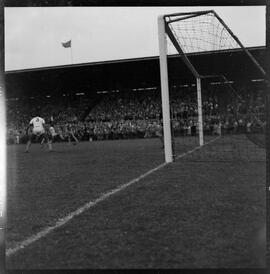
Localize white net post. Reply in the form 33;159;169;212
196;77;204;146
158;15;173;163
160;10;266;161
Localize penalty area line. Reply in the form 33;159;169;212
6;163;167;257
6;137;220;257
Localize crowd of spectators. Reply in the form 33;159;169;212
6;85;265;144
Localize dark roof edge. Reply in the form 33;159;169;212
5;46;266;75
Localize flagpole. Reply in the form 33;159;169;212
62;40;73;64
70;46;73;64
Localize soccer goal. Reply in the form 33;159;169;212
158;10;266;163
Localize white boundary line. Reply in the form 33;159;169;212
6;136;220;257
175;135;221;160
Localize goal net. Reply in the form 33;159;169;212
158;10;266;163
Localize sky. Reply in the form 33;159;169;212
4;6;266;71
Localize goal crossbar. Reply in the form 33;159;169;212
163;10;213;20
165;10;266;78
158;10;266;163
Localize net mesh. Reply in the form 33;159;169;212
163;11;266;162
169;82;266;162
166;12;240;55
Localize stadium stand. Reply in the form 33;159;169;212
5;47;266;146
6;81;265;145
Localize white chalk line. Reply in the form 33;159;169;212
175;135;221;160
6;136;220;257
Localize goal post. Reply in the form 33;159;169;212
158;15;173;163
158;15;205;163
196;77;204;146
158;10;266;162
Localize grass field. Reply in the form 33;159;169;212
6;136;266;269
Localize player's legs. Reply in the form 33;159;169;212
156;131;164;148
68;131;79;144
44;133;53;152
40;136;46;149
24;139;31;152
67;133;71;144
25;132;35;152
71;132;79;143
48;140;53;152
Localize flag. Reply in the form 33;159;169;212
62;40;71;48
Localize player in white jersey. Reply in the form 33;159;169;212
25;116;52;152
30;116;45;134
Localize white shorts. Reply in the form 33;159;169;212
32;128;45;136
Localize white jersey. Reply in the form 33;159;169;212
30;117;45;134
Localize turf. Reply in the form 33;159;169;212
6;137;266;269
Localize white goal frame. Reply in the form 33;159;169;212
158;15;203;163
158;11;266;163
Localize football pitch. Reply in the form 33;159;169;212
6;137;266;269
